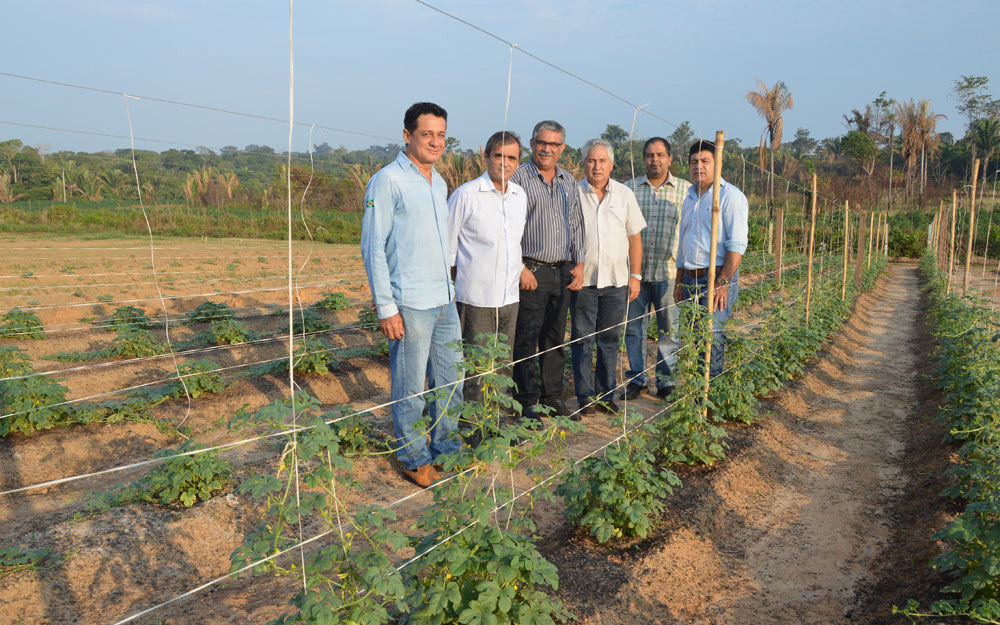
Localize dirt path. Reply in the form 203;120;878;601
554;263;949;624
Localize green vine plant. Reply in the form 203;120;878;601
894;252;1000;625
230;392;407;625
313;292;351;312
79;442;231;516
655;296;727;465
104;305;154;332
0;308;45;340
401;335;577;625
185;301;236;324
557;412;681;543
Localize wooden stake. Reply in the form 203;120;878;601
963;158;981;294
775;205;785;286
767;221;773;255
703;130;725;413
841;200;850;301
947;190;958;294
805;173;817;325
867;211;875;268
855;209;868;288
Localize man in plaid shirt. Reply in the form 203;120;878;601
622;138;691;399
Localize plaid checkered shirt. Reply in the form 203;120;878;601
627;173;691;282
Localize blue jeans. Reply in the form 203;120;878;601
624;279;678;391
389;303;464;470
570;286;627;404
681;272;738;378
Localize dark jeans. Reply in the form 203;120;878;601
680;272;738;378
512;262;572;405
456;301;518;405
570;285;627;404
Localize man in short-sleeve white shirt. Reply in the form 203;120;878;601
571;138;646;416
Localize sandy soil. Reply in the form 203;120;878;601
0;235;955;625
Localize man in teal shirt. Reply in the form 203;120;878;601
361;102;463;488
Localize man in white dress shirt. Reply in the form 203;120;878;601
571;139;646;416
447;131;527;404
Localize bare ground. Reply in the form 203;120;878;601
0;237;957;625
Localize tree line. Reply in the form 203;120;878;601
1;74;996;216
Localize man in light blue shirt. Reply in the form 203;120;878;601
673;139;749;377
361;102;463;488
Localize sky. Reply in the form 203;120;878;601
1;0;998;156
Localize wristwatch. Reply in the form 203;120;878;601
629;273;642;280
716;277;729;287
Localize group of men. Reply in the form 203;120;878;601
361;102;749;487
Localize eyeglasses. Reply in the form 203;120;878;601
533;140;563;149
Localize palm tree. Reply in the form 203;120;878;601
895;99;945;205
974;118;1000;198
746;78;794;217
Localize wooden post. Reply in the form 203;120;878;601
867;211;875;268
805;173;817;325
855;209;868;288
947;190;958;294
767;221;773;255
703;130;725;413
884;221;890;256
775;205;785;286
963;158;981;294
841;200;850;300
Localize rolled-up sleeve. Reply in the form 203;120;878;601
360;174;399;319
722;189;749;255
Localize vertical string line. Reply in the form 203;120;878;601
121;93;192;435
286;0;307;590
619;102;649;439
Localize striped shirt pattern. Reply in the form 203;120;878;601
511;160;585;264
628;173;691;282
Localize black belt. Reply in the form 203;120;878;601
523;257;569;270
685;266;724;278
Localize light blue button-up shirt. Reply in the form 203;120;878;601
361;151;454;318
676;178;749;270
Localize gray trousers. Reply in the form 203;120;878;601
456;301;518;405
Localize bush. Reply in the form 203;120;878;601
0;376;73;437
0;346;33;378
0;308;45;340
206;318;252;345
280;308;332;336
174;360;226;398
185;301;235;324
134;443;231;507
313;292;351;311
109;327;164;358
291;336;338;375
558;416;680;542
105;305;153;332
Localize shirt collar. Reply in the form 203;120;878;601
476;170;521;195
638;173;678;189
689;177;729;199
395;150;440;180
527;158;567;181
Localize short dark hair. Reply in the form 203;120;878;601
643;137;671;156
484;130;522;157
689;139;717;158
404;102;448;134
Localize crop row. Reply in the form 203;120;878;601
896;254;1000;624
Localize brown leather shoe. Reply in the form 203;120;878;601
402;463;442;488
